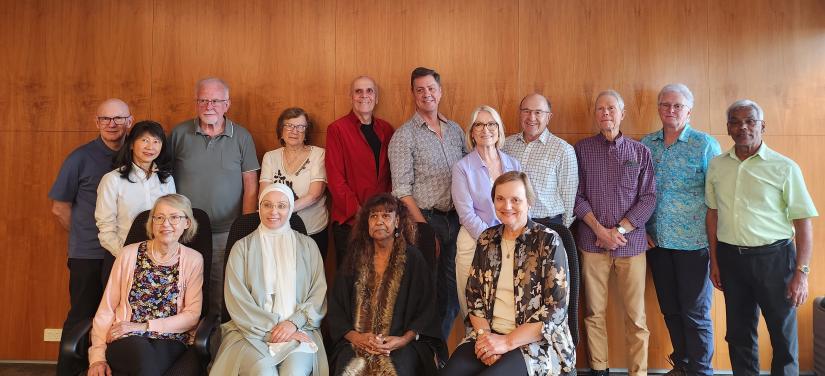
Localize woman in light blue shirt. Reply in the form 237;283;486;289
451;105;520;318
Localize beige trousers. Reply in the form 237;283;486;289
580;250;649;376
455;226;477;320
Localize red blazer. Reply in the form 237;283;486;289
325;111;394;224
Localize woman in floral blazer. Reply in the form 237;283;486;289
442;171;576;376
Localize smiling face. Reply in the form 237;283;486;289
494;180;529;228
131;131;162;168
519;94;552;141
471;110;499;148
96;99;132;148
594;94;625;136
658;91;691;130
412;75;442;114
259;190;290;230
727;106;765;150
351;77;378;116
281;115;308;147
151;201;190;244
368;208;399;243
196;81;230;126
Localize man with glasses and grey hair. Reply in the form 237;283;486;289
706;99;816;375
574;90;656;376
50;98;133;376
169;77;260;314
502;93;578;227
641;83;720;376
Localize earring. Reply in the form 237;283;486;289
394;228;400;238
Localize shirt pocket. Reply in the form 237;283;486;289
620;162;640;190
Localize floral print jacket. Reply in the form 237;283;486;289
464;220;576;375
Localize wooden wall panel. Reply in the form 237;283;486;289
1;0;822;372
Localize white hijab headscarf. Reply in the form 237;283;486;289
257;184;317;355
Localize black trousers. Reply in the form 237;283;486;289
309;227;329;261
57;258;105;376
106;336;187;376
332;222;352;268
441;341;528;376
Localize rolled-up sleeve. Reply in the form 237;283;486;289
388;127;414;199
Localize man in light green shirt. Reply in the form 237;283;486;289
705;99;817;375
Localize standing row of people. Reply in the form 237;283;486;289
50;65;816;376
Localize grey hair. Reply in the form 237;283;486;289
658;83;694;108
195;77;230;98
727;99;764;121
595;90;625;111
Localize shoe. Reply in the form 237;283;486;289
591;369;609;376
664;356;688;375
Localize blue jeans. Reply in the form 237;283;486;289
717;240;799;375
648;247;714;375
421;208;460;340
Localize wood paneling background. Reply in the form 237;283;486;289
1;0;822;371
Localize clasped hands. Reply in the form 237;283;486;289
595;226;627;251
474;329;510;366
347;331;408;355
268;320;312;344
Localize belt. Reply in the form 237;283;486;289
421;208;455;217
718;239;791;255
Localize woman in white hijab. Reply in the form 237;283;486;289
210;183;328;376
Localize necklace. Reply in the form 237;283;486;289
150;240;179;264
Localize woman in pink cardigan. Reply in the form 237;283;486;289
87;194;204;376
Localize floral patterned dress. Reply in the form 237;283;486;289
124;241;190;344
464;220;576;375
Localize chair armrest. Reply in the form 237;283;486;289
193;313;220;365
60;318;93;361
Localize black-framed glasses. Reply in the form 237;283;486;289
658;103;689;112
97;116;130;125
727;118;763;128
261;201;290;211
472;122;499;131
195;99;229;107
151;215;187;225
283;123;308;132
519;108;550;117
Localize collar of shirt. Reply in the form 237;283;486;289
194;117;235;138
411;110;450;130
93;136;118;155
724;141;770;162
597;131;626;146
123;162;157;181
346;110;374;127
650;123;693;144
516;127;551;145
489;219;541;242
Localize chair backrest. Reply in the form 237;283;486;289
545;222;580;346
117;208;213;319
413;222;440;271
221;212;307;323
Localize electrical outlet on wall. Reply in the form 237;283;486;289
43;328;62;342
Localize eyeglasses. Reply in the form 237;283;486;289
195;99;229;107
97;116;130;125
727;118;763;128
519;108;550;117
261;201;290;211
283;123;308;132
472;122;499;131
659;103;689;112
151;215;188;225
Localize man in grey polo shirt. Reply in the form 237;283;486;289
170;77;259;313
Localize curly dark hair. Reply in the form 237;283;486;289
113;120;172;183
341;193;417;276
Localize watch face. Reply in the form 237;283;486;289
800;265;810;274
617;226;627;234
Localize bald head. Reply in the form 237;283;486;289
95;98;132;150
519;93;551;112
350;75;378;122
96;98;130;117
518;93;553;142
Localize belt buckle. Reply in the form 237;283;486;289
735;245;750;255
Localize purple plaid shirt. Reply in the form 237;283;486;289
574;133;656;257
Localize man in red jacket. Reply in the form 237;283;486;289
325;75;395;267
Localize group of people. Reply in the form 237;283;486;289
48;66;816;376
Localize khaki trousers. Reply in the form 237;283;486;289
581;250;649;375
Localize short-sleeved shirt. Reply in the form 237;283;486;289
641;124;721;250
388;112;466;212
503;128;578;226
705;143;818;246
49;137;116;259
170;117;260;233
260;146;328;235
574;133;657;257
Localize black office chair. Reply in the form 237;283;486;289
221;212;307;324
60;209;214;376
545;222;581;347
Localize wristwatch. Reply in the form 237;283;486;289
617;225;628;235
798;264;810;275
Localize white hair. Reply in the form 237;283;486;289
727;99;764;121
595;90;625;110
658;83;694;108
